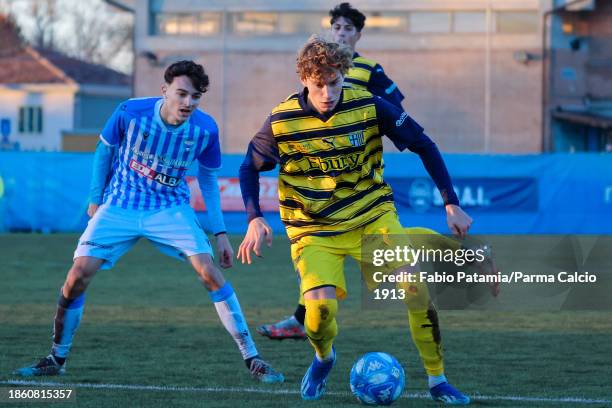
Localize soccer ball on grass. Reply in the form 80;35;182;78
349;352;405;405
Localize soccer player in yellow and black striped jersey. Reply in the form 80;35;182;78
238;37;472;404
255;1;479;349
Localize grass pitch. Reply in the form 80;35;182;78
0;233;611;407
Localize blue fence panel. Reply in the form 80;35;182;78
0;152;610;234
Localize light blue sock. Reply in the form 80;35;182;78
429;373;448;388
209;282;258;360
51;293;85;359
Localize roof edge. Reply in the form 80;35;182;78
24;47;78;86
103;0;134;13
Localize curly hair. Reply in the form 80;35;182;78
296;36;353;81
329;3;366;32
164;60;209;93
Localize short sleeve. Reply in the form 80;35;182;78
197;121;222;170
100;102;127;146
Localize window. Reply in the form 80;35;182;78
230;12;324;35
496;11;539;34
18;106;43;134
410;12;451;33
150;9;540;38
155;12;222;36
363;12;410;33
453;11;487;33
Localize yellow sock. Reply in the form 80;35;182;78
304;298;338;359
408;304;444;376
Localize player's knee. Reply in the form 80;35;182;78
195;261;225;291
398;281;430;310
65;259;99;295
304;298;338;336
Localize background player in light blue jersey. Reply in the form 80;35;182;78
14;60;284;384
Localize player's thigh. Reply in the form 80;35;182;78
143;204;213;261
404;226;461;251
357;212;431;307
354;211;406;261
291;235;348;300
74;203;140;270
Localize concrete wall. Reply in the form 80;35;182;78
133;0;545;153
134;45;542;154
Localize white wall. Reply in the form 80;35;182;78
0;84;76;151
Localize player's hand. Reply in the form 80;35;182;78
237;217;273;264
87;203;99;218
215;233;234;269
445;204;472;238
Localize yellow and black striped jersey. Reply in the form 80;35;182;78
240;87;458;242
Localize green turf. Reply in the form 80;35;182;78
0;233;611;407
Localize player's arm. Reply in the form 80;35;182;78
237;116;280;264
375;97;472;237
87;142;116;217
88;102;126;217
197;124;233;269
368;64;405;109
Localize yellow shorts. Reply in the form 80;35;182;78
291;211;406;299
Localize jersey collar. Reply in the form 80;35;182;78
297;87;345;122
154;98;191;133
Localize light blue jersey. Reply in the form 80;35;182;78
100;97;221;210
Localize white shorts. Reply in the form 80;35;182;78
74;203;213;270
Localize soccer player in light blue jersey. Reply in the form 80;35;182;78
13;60;284;384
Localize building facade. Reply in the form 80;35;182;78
546;0;612;152
122;0;549;154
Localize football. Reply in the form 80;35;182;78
349;352;405;405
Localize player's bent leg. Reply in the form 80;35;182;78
256;275;307;340
189;254;284;384
405;227;461;251
301;286;337;400
408;302;444;377
190;252;226;291
256;302;307;340
14;256;103;377
405;298;470;405
63;256;104;298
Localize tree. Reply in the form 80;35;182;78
65;1;132;70
4;0;133;73
30;0;58;49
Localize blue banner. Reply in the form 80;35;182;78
389;177;539;213
0;152;611;234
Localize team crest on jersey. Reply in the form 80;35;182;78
348;130;365;147
184;139;194;149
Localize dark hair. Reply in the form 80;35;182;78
329;3;366;32
163;60;209;93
